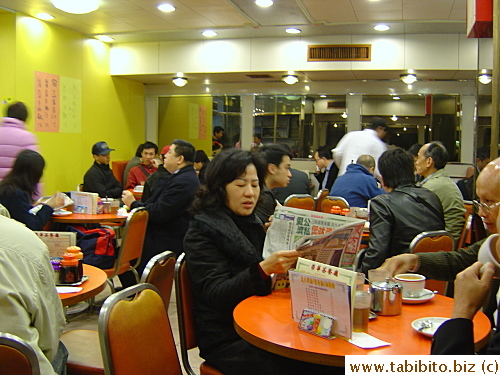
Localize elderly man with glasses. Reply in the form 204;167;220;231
379;156;500;321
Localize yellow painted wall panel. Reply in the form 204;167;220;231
0;13;17;113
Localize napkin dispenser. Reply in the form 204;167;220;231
370;278;402;316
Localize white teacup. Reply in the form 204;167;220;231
477;234;500;278
394;273;426;298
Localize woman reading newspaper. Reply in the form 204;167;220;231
184;149;335;375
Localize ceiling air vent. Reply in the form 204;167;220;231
246;74;274;79
308;44;371;62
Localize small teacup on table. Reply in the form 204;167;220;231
394;273;426;298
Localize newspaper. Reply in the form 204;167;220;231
263;206;366;269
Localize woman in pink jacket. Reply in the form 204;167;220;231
0;102;39;180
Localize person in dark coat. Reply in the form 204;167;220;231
82;141;122;198
122;139;200;276
184;149;334;375
314;145;338;192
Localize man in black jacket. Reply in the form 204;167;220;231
313;145;338;192
360;148;445;273
82;141;122;198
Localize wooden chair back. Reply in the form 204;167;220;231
409;230;454;295
0;333;40;375
315;189;329;211
140;251;176;310
103;207;149;290
174;253;224;375
319;196;349;213
99;283;182;375
284;194;316;211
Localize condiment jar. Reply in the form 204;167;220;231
341;208;350;216
65;246;83;281
369;277;403;316
50;258;62;285
330;205;341;215
59;253;79;284
353;273;371;332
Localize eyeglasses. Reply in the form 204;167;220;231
472;200;500;213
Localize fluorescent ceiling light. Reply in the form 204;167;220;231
392;96;401;100
52;0;99;14
202;30;217;37
282;75;298;85
172;77;188;87
400;73;417;84
286;28;301;34
158;3;175;12
96;35;114;42
255;0;273;7
36;13;54;20
374;24;390;31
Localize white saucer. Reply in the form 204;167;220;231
402;288;435;304
411;317;449;337
53;209;72;216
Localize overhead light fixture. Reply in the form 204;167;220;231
285;28;301;34
36;13;54;20
478;69;492;84
374;24;390;31
172;77;188;87
341;112;348;119
320;95;327;98
96;35;114;42
282;74;298;85
202;30;217;37
51;0;99;14
400;73;417;84
393;96;401;100
158;3;175;12
255;0;273;7
391;115;398;121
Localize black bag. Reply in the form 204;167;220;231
67;225;116;269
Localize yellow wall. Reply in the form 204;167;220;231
4;13;145;194
158;96;212;155
0;13;16;106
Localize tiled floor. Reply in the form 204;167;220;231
64;278;204;375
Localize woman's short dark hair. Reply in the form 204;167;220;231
194;150;209;163
0;149;45;200
7;102;28;122
191;149;267;214
378;148;415;189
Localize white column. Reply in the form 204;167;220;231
461;94;476;163
346;94;362;131
241;95;255;150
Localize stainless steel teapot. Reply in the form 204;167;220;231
369;278;403;316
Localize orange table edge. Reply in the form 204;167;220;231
51;213;127;224
233;290;491;367
59;264;107;307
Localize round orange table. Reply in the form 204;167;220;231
233;290;491;367
58;264;107;307
51;213;127;224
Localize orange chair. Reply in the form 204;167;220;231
284;194;316;210
99;283;183;375
319;196;349;213
0;333;40;375
111;160;129;187
409;230;454;295
140;250;176;310
175;253;224;375
102;207;148;293
457;213;487;250
314;189;329;211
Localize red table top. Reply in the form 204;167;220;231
58;264;107;307
233;290;491;367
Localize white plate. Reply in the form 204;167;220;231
411;317;449;337
52;210;72;216
402;288;435;304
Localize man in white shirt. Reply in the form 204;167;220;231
0;215;67;374
332;117;388;178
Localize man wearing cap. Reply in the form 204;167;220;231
82;141;122;198
332;117;388;178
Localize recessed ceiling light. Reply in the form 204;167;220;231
158;3;175;12
255;0;273;7
172;77;188;87
393;96;401;100
36;13;54;20
400;73;417;84
282;75;298;85
320;95;327;98
285;28;301;34
96;35;114;42
374;24;390;31
52;0;98;14
202;30;217;37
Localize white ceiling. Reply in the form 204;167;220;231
1;0;478;85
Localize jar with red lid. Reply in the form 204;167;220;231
59;253;80;284
330;205;341;215
65;246;83;281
